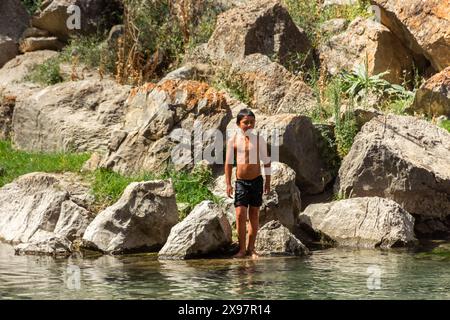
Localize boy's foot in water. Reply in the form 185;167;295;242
233;251;247;259
247;250;259;260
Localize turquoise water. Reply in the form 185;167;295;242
0;242;449;299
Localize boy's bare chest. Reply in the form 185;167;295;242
234;135;258;153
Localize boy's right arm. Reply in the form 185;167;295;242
225;133;235;198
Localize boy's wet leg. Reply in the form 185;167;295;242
234;205;248;258
247;206;259;259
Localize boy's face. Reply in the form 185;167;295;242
238;115;255;132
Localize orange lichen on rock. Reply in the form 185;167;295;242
126;79;228;112
156;79;228;110
126;82;157;103
424;67;450;90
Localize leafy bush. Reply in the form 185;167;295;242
117;0;222;85
212;65;253;106
161;165;221;220
314;124;341;177
340;62;391;101
25;56;64;85
330;79;358;158
340;60;416;112
20;0;42;15
60;36;104;69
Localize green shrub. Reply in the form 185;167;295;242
25;56;64;85
212;66;253;106
314;124;341;177
20;0;42;15
335;111;357;158
340;61;391;102
60;36;103;68
161;165;221;220
118;0;222;84
330;79;358;158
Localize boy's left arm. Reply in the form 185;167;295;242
259;134;271;194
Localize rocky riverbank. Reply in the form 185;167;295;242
0;0;449;259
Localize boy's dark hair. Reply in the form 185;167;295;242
236;108;256;124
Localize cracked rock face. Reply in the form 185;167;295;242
0;172;94;256
335;115;450;233
82;180;178;254
98;79;232;175
319;17;415;85
12;79;131;153
158;201;232;260
207;0;312;69
299;197;417;248
411;67;450;117
370;0;450;71
255;220;310;256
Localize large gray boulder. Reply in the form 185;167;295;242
0;172;94;255
335;115;450;234
212;161;301;231
82;180;178;254
411;66;450;117
0;36;19;68
0;50;58;90
319;17;414;84
255;220;310;256
14;231;73;257
32;0;122;41
0;51;59;139
0;0;30;41
0;0;30;67
257;114;334;194
207;0;312;69
370;0;450;72
299;197;417;248
158;201;232;260
98;79;232;175
12;79;130;153
225;53;316;114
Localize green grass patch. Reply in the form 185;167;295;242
88;169;156;210
0;140;90;187
162;166;222;220
439;119;450;133
87;166;221;220
0;140;221;220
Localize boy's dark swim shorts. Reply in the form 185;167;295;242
234;175;264;208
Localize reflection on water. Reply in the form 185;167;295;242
0;243;449;299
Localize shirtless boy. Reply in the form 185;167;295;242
225;109;271;259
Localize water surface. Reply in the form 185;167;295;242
0;243;449;299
